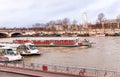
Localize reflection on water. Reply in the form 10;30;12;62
0;37;120;72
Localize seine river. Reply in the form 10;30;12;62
0;37;120;72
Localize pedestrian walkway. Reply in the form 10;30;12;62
0;62;120;77
0;65;77;77
0;62;78;77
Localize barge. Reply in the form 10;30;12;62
13;37;93;47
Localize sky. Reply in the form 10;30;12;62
0;0;120;28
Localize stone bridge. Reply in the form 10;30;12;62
1;28;120;37
0;30;27;37
0;31;23;37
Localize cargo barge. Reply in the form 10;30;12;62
13;37;93;47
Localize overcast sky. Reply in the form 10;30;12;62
0;0;119;28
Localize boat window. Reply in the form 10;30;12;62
17;45;28;50
28;45;36;50
16;45;30;54
2;49;7;55
17;46;22;51
24;46;29;50
7;49;14;55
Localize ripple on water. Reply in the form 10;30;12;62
0;37;120;71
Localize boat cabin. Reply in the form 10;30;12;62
0;47;23;62
16;43;41;55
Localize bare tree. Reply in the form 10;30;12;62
72;20;77;25
70;20;78;31
116;14;120;28
55;19;62;25
44;21;56;31
116;14;120;21
96;13;106;33
62;18;70;30
97;13;105;24
47;21;55;26
32;23;41;33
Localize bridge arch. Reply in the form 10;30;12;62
11;32;23;37
0;33;8;38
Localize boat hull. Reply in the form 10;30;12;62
13;37;93;47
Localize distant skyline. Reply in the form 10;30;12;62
0;0;120;28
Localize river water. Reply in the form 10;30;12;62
0;37;120;72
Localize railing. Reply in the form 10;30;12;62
0;62;120;77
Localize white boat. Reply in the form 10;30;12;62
0;42;41;56
95;33;106;37
0;47;23;62
16;43;41;55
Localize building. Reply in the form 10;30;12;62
102;19;120;29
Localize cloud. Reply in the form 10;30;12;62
0;0;119;27
83;0;117;11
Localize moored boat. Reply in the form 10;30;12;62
95;33;106;37
13;37;93;47
16;43;41;56
0;47;23;62
0;42;41;56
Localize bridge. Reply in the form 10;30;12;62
0;28;34;37
1;28;120;37
0;62;119;77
